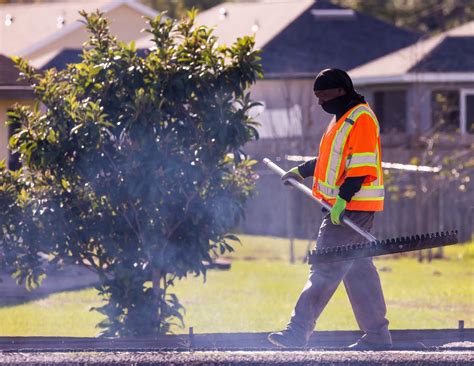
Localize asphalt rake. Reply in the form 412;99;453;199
263;158;458;264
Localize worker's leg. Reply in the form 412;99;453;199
343;257;392;344
287;211;375;341
288;258;352;340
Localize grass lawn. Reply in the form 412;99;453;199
0;235;472;336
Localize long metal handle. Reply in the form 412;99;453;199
262;158;378;243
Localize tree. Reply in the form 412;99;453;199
333;0;474;34
142;0;226;18
1;9;262;336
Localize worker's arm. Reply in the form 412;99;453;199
338;176;366;202
289;157;366;196
281;158;318;184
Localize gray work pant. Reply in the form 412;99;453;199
289;211;392;344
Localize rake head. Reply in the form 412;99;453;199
308;230;459;264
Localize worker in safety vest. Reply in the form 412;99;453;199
268;68;392;350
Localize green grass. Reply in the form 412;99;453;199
0;235;472;336
0;287;104;337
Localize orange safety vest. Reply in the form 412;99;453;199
312;103;384;211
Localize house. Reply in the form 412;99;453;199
1;0;157;68
1;1;108;58
0;55;34;169
188;0;421;142
350;21;474;142
0;0;158;164
42;0;422;151
349;24;474;242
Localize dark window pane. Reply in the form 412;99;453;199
431;90;459;132
465;94;474;134
373;90;406;133
7;109;21;171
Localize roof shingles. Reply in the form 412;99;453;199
350;21;474;80
42;0;423;78
261;0;420;77
409;36;474;72
0;55;28;86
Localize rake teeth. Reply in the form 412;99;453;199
308;230;459;264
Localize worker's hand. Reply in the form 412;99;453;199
330;195;347;225
281;166;304;185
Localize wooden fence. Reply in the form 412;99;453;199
239;149;473;244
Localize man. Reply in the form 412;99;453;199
268;68;392;350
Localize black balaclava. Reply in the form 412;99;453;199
313;68;365;118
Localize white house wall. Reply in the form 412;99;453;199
249;78;331;141
406;83;432;134
0;101;9;162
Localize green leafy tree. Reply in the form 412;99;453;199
0;162;47;289
334;0;474;34
1;10;262;336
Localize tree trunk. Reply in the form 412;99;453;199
152;267;162;321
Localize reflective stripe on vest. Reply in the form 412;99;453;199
326;118;353;186
317;181;384;200
346;152;377;169
373;141;382;187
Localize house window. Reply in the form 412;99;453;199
431;90;459;133
460;89;474;134
250;102;303;139
373;90;406;133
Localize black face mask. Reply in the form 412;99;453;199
321;94;352;115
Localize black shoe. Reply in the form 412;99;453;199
268;329;307;348
348;338;393;351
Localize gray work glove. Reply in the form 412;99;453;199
281;166;304;186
